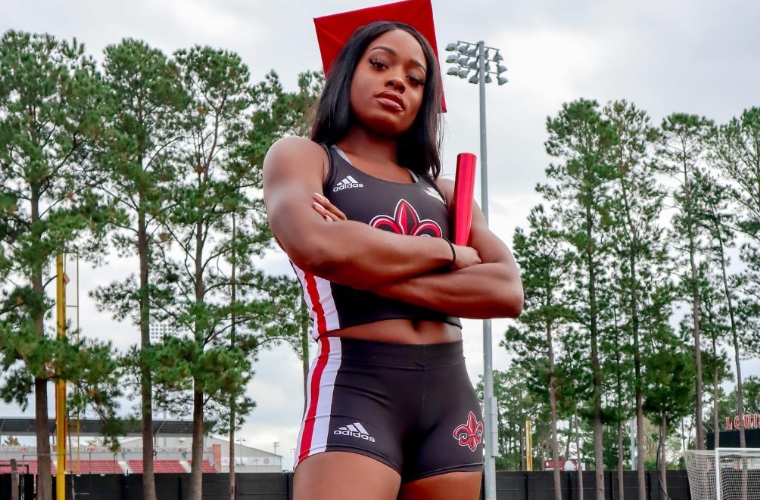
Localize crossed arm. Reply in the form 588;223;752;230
263;136;523;320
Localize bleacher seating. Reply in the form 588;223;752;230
188;459;217;473
0;460;56;475
128;459;187;474
66;459;124;474
1;458;218;475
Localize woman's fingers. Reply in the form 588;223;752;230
312;193;347;221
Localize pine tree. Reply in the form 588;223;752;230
504;204;572;499
604;100;663;499
91;39;190;500
0;31;121;500
692;168;747;447
540;99;618;500
658;113;714;449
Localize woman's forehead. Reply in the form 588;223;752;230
366;30;427;69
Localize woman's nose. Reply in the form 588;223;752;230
385;75;405;93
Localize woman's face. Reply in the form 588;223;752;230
349;29;428;138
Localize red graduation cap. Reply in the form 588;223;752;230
314;0;447;112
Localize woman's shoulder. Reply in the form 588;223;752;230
264;136;329;175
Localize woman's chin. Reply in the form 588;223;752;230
359;117;410;139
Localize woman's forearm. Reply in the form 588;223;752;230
369;263;524;319
293;219;458;289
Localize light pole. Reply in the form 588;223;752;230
445;39;508;500
273;441;279;457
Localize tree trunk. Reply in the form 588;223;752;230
617;420;624;500
138;200;157;500
717;238;746;448
548;324;561;500
190;205;206;500
229;212;237;500
229;413;236;500
575;410;585;500
585;204;605;500
10;459;19;500
684;163;704;450
31;192;52;500
660;413;668;499
712;337;720;450
189;389;204;500
627;229;646;500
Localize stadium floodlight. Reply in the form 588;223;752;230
443;38;509;500
445;42;457;51
497;64;508;74
447;67;460;76
446;54;458;63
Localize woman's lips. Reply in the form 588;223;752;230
376;92;405;111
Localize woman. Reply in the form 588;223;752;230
263;21;523;500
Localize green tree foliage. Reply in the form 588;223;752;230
604;99;666;498
540;98;618;500
659;113;714;449
503;204;572;498
0;31;122;500
90;38;189;500
711;108;760;360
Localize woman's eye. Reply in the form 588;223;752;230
369;59;387;69
408;76;425;86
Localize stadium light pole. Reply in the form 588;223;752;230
445;39;508;500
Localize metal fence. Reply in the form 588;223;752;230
1;470;691;500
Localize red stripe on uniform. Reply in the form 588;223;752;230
304;272;327;334
298;337;330;462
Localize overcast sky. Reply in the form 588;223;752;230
2;0;759;470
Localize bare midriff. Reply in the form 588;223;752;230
324;319;462;344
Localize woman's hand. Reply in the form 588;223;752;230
312;193;481;271
450;243;481;271
312;193;347;222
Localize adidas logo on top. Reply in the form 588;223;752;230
333;175;364;192
334;422;376;442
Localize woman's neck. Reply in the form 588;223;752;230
336;126;398;164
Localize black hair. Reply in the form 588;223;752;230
310;21;443;178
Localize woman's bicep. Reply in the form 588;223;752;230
435;177;510;264
263;138;329;267
468;202;512;265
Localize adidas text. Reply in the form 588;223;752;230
333;176;364;192
334;423;376;442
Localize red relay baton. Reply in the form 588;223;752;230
451;153;477;245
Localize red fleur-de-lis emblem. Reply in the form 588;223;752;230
370;199;442;238
453;411;484;451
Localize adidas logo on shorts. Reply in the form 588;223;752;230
333;176;364;192
334;422;376;442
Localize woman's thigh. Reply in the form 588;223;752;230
398;471;483;500
293;451;402;500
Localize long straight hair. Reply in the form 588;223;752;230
310;21;444;178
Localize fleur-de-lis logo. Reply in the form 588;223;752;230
370;199;442;238
453;411;484;452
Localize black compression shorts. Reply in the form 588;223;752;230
294;337;485;481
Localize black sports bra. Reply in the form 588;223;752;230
290;145;462;339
